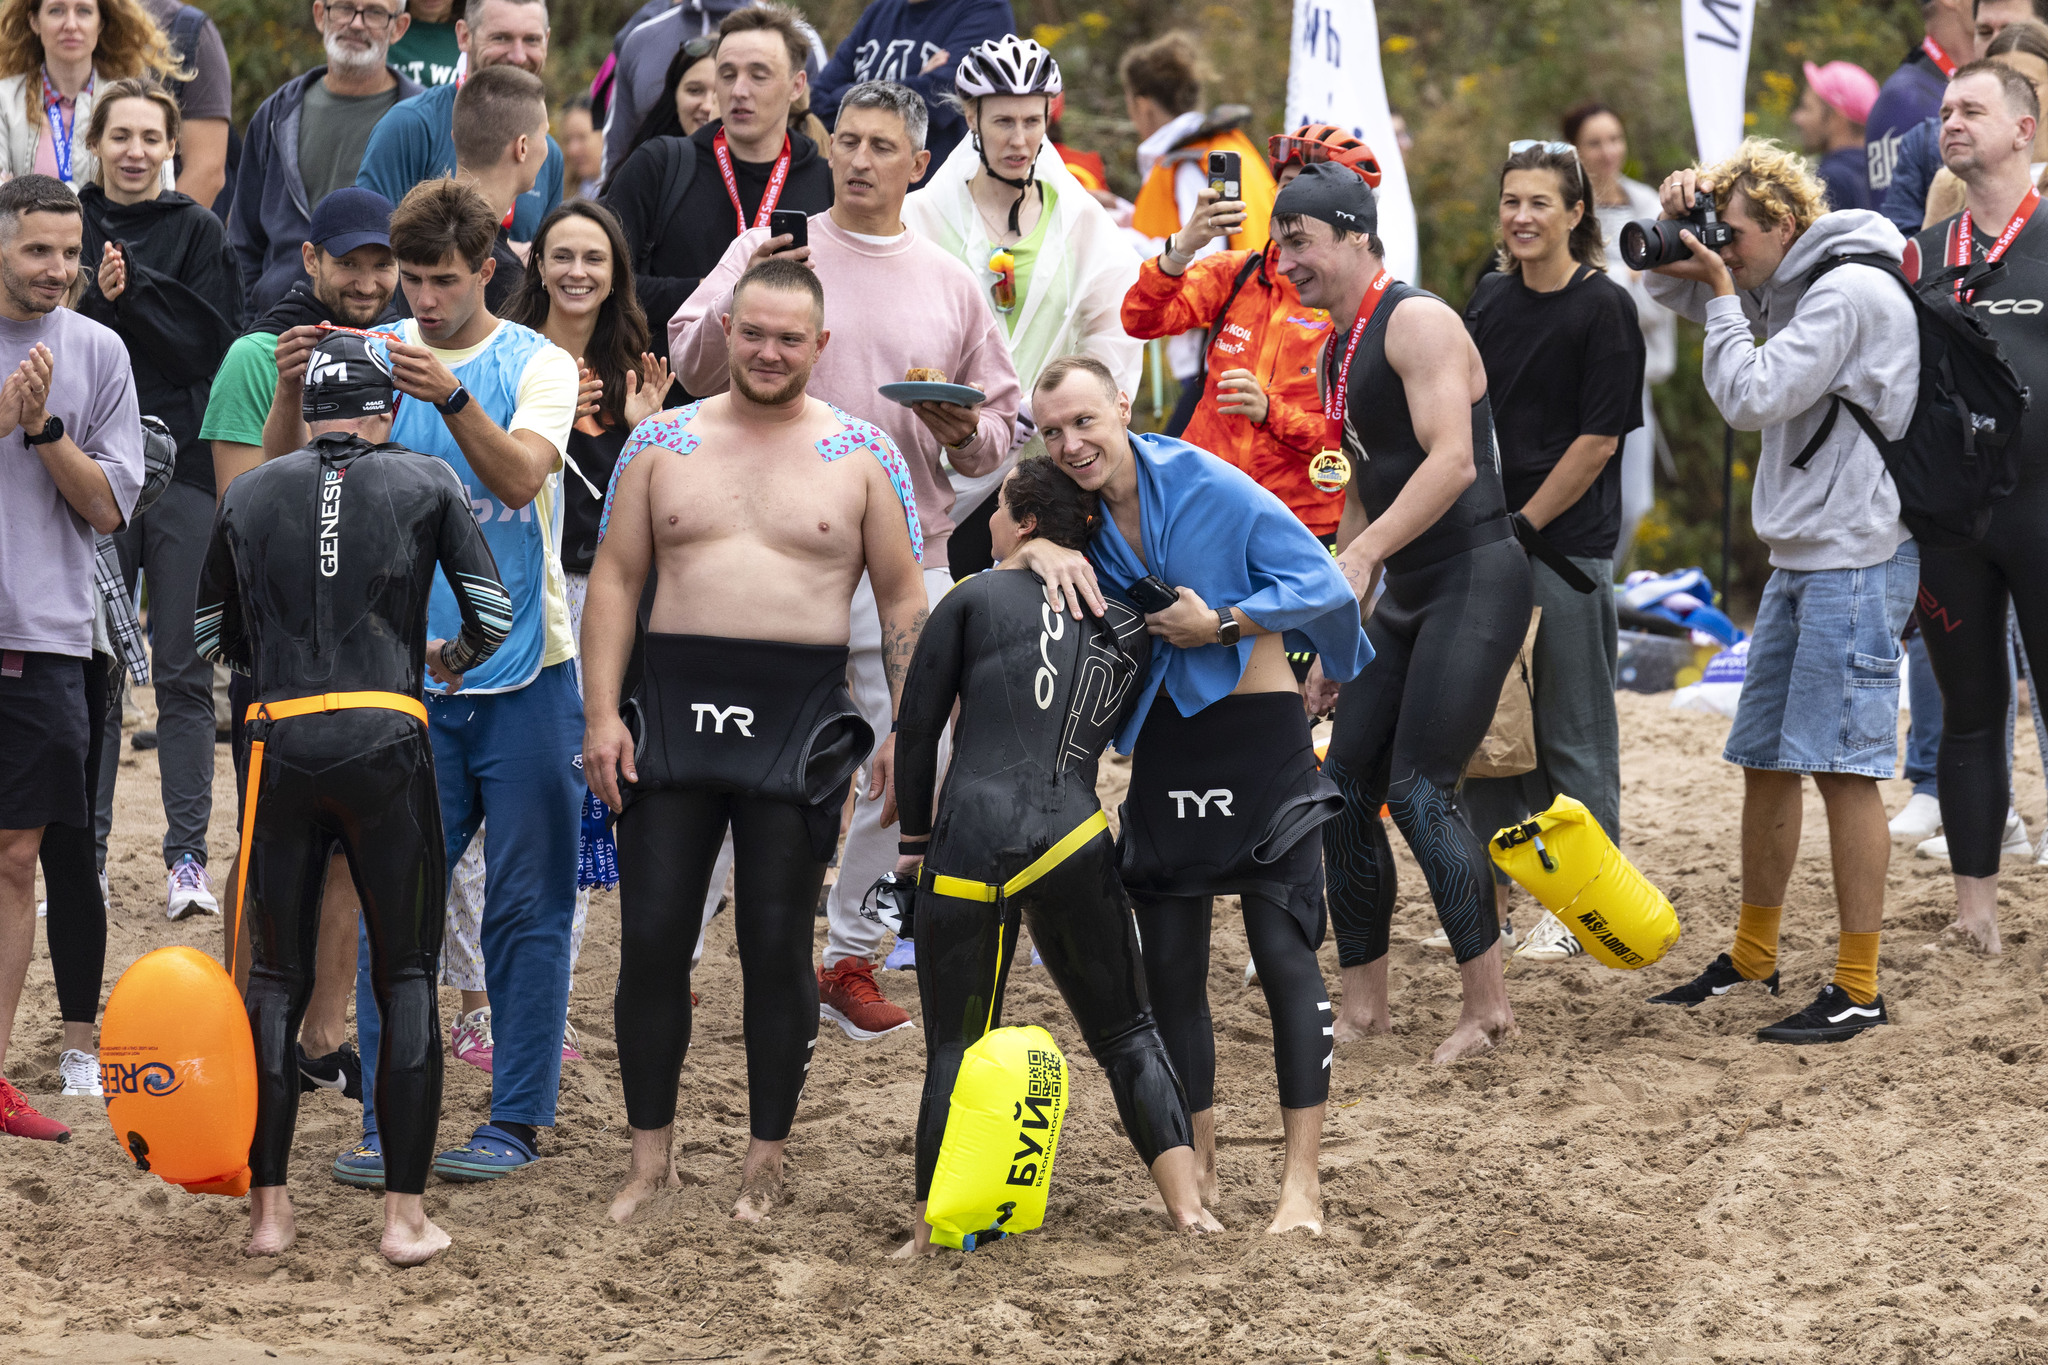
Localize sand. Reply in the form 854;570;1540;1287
5;686;2048;1364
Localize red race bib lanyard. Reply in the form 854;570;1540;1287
1951;186;2040;301
714;130;793;238
1923;35;1958;78
1323;267;1396;431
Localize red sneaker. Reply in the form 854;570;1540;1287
818;957;913;1040
0;1075;70;1142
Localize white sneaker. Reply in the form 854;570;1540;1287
58;1048;102;1097
2037;833;2048;868
1243;959;1258;985
1916;809;2032;866
1514;908;1586;962
166;855;220;920
1888;791;1943;843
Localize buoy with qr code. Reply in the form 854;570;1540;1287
100;946;258;1196
1491;795;1681;969
925;1025;1069;1251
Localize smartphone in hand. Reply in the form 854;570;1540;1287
768;209;809;251
1207;150;1242;202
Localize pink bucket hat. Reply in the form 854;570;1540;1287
1803;60;1881;126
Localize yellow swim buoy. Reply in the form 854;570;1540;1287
1491;794;1680;969
100;946;258;1196
925;1024;1070;1251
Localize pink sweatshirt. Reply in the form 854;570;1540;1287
668;212;1022;568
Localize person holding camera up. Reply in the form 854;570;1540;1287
1639;142;1920;1044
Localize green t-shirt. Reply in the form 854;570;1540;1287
390;19;462;88
299;81;405;207
1000;183;1057;338
197;332;281;448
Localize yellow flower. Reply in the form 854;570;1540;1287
1032;23;1067;48
1384;34;1413;53
1079;11;1109;33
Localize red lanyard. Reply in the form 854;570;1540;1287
714;130;792;237
1323;268;1395;428
1951;187;2040;300
1922;35;1958;77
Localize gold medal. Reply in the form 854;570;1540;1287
1309;449;1352;493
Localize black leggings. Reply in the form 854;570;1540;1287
1323;537;1532;966
40;654;111;1025
914;840;1190;1200
1918;477;2048;877
614;788;826;1140
243;716;446;1194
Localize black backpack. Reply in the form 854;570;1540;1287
1791;251;2028;548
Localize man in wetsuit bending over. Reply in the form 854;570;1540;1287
196;332;512;1265
1278;164;1535;1065
583;259;929;1224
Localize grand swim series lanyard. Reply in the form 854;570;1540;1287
41;66;89;184
714;130;792;237
1322;267;1396;434
1951;186;2041;301
1922;35;1959;78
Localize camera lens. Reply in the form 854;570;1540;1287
1620;218;1682;271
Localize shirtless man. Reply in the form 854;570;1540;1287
583;259;929;1223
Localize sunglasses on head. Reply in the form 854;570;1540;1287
682;35;716;60
1509;139;1578;157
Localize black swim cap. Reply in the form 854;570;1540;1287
1271;161;1379;237
302;332;396;422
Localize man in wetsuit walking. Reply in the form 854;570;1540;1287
197;331;512;1265
1276;164;1535;1066
584;259;929;1225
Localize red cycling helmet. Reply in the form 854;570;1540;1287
1268;123;1383;187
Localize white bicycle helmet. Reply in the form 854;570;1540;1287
955;35;1062;100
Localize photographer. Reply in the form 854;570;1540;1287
1639;140;1919;1045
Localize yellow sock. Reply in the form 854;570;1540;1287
1729;902;1782;981
1833;931;1881;1005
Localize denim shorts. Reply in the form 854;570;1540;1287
1723;543;1920;778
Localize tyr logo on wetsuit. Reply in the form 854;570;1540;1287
1168;789;1235;818
691;703;756;736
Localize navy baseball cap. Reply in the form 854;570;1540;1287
309;187;395;258
1272;161;1378;236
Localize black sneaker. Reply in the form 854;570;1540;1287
1755;984;1888;1045
298;1042;363;1100
1645;952;1781;1006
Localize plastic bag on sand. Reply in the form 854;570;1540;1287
1671;640;1747;719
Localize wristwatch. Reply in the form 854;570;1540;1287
1215;608;1241;647
434;384;472;416
23;414;63;446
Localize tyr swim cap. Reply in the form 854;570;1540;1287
302;331;396;421
1271;160;1379;236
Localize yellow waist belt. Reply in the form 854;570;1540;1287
919;809;1110;903
230;691;430;980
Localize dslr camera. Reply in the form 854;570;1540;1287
1620;190;1735;271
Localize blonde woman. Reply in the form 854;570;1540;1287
0;0;183;185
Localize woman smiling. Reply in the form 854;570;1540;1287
0;0;184;183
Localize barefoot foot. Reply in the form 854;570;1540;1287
380;1216;451;1266
609;1162;680;1224
732;1137;786;1223
1266;1196;1323;1236
1432;1013;1518;1065
611;1124;681;1225
245;1186;295;1257
1331;1006;1390;1044
1181;1204;1225;1233
889;1236;936;1259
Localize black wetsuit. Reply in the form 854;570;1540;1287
1319;279;1535;966
612;632;870;1140
196;433;510;1196
1905;215;2048;878
896;571;1192;1200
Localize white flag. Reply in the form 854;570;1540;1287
1682;0;1756;164
1284;0;1418;282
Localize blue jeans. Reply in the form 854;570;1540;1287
1903;632;1942;798
1724;545;1920;779
361;662;584;1139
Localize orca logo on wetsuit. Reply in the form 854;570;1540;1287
691;703;756;736
1168;789;1235;818
318;468;345;577
1975;298;2045;315
1035;604;1066;710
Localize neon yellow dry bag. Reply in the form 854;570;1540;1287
925;1023;1069;1251
1491;794;1681;969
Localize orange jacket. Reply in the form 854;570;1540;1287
1121;244;1343;534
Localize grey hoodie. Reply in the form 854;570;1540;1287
1644;209;1917;571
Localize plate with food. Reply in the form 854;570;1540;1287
879;368;985;408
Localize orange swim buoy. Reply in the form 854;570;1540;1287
101;946;258;1196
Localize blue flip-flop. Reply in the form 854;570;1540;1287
331;1137;386;1190
433;1123;539;1182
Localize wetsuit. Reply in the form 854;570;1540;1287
896;570;1191;1200
1903;215;2048;877
1320;278;1535;966
195;432;511;1195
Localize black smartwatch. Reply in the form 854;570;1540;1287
1215;608;1241;648
434;385;472;416
23;414;63;446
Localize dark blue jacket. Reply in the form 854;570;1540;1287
1878;116;1944;233
1865;48;1945;196
228;65;424;320
811;0;1016;184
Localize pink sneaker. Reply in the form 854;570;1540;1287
450;1006;495;1073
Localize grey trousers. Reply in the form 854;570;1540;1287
95;478;217;870
1463;553;1622;848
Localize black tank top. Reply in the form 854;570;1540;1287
1907;211;2048;484
1328;278;1512;573
895;571;1151;849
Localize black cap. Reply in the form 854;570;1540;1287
302;332;396;422
308;187;394;258
1271;161;1378;236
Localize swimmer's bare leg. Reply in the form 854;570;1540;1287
1268;1103;1324;1235
1141;1107;1218;1212
1333;957;1391;1042
610;1123;680;1224
890;1200;934;1258
733;1137;786;1222
1150;1145;1223;1232
1433;939;1517;1065
245;1184;296;1256
1951;874;2004;955
380;1192;450;1265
